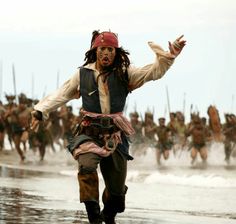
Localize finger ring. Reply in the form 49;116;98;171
173;41;181;49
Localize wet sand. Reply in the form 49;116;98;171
0;186;87;224
1;148;236;224
0;149;86;223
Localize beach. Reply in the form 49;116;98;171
1;143;236;224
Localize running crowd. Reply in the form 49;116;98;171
0;93;235;166
129;106;236;166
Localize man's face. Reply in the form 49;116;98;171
159;119;165;126
96;46;116;69
130;115;138;123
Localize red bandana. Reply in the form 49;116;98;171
92;32;119;48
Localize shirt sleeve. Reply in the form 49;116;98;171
128;41;176;91
34;69;80;120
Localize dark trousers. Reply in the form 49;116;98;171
77;150;127;214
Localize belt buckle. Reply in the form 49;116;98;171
100;117;111;129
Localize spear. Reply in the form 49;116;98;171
166;85;171;118
12;64;18;104
42;85;47;98
32;73;34;99
231;94;235;113
164;104;167;119
57;70;60;89
190;104;193;114
183;92;186;116
134;101;137;112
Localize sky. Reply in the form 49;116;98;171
0;0;236;122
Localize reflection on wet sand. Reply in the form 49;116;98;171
0;166;37;179
0;185;150;224
0;187;88;224
0;166;63;179
0;166;166;224
0;166;88;224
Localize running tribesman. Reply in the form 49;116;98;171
155;117;173;166
222;114;236;164
186;114;211;166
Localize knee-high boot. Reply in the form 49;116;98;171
84;201;102;224
78;172;101;223
101;187;127;224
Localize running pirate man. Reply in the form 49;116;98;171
31;30;186;224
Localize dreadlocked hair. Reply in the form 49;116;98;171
90;30;100;48
112;47;130;87
83;30;131;88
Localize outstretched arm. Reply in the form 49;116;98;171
33;70;80;120
128;35;186;91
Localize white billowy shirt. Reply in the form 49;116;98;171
34;42;176;119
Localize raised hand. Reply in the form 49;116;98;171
30;110;42;132
168;35;186;57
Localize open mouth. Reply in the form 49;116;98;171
102;57;110;64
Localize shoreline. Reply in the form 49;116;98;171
0;148;77;174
